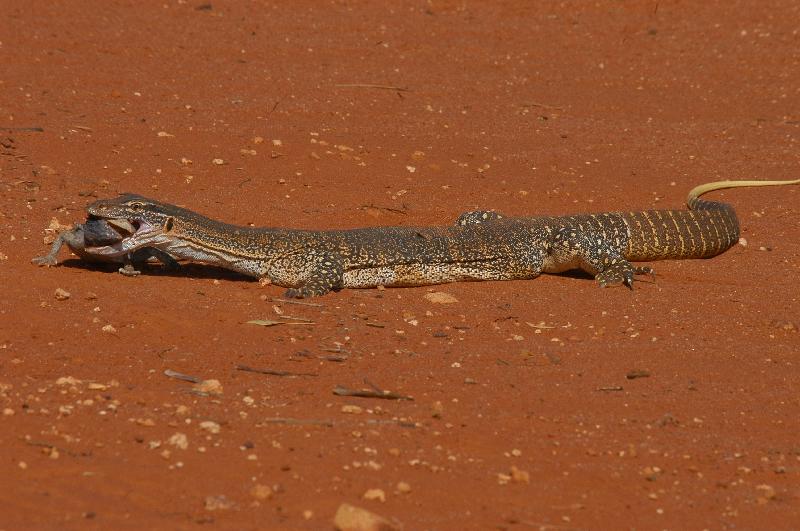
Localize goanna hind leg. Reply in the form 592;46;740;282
283;254;344;298
547;227;654;289
118;247;181;277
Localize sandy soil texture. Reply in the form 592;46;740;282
1;1;799;529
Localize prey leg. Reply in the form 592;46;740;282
31;227;85;266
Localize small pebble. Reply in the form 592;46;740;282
250;484;273;500
54;288;71;301
204;495;234;511
199;420;221;434
361;488;386;502
333;503;400;531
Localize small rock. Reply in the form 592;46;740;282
756;483;776;502
168;432;188;450
250;484;273;500
341;405;363;414
199;420;221;434
212;158;225;165
56;376;82;386
396;481;411;494
333;503;400;531
54;288;71;301
362;488;386;502
510;465;530;484
194;379;223;395
424;292;458;304
101;324;117;333
204;495;234;511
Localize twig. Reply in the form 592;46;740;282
319;355;348;362
365;322;385;328
366;419;418;428
596;386;624;392
364;378;383;393
521;101;564;111
320;346;350;354
164;369;201;383
360;204;408;215
1;126;44;132
236;364;317;378
334;385;413;401
336;83;410;92
272;298;324;307
260;417;334;427
278;314;314;323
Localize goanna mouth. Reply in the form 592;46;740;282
82;216;153;250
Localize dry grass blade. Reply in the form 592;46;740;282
236;364;318;378
333;385;413;401
164;369;201;383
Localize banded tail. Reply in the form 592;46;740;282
623;179;800;261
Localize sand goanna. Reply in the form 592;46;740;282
33;179;799;298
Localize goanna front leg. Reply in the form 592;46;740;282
547;227;654;290
455;210;506;226
118;247;181;277
283;254;344;298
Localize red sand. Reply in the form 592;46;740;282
1;1;799;528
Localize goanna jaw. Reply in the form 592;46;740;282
84;198;175;258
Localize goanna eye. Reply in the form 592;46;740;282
129;202;144;211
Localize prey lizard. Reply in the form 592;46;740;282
42;179;799;298
32;218;180;275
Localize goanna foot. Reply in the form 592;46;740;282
283;286;336;299
596;263;655;290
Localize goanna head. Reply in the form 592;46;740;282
85;194;183;252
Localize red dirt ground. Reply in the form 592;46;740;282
2;1;799;529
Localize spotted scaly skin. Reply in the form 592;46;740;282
79;179;799;297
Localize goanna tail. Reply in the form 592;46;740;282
624;178;799;261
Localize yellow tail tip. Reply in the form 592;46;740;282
687;179;800;206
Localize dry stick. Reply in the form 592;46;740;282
363;378;383;394
521;101;564;111
2;126;44;132
164;369;201;383
272;298;324;308
335;83;410;92
333;385;413;401
261;417;334;427
236;364;318;378
360;203;408;215
278;315;314;322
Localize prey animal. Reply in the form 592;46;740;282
32;218;179;275
35;179;799;298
